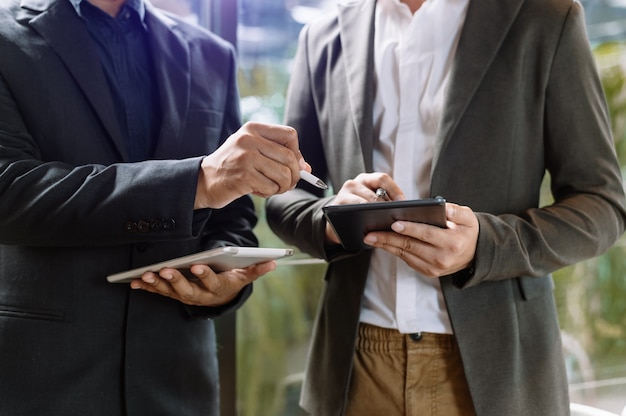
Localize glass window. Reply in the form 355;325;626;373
235;3;335;415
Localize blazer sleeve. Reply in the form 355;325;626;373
0;90;199;247
0;34;256;251
462;3;626;287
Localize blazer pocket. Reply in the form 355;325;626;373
0;304;64;322
516;275;554;301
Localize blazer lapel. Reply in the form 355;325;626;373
434;0;526;167
23;0;128;160
144;4;190;159
338;0;377;171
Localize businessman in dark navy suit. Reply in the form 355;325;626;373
0;0;308;414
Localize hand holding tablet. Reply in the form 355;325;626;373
323;196;447;250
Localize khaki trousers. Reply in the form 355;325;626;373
345;323;476;416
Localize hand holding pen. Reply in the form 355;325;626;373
195;121;325;209
328;172;405;205
324;172;405;243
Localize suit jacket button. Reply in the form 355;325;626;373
149;220;161;231
162;219;175;231
125;221;138;233
137;220;150;233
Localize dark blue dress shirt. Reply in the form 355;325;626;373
74;0;161;162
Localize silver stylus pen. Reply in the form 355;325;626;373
300;170;329;190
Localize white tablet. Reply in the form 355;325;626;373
106;246;294;283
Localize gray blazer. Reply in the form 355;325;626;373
266;0;626;415
0;0;255;414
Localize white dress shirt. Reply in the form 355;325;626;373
360;0;469;334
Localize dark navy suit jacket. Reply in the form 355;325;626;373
0;0;255;414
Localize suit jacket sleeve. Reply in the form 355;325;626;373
462;3;626;287
0;33;255;253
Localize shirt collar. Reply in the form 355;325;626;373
68;0;147;24
377;0;414;18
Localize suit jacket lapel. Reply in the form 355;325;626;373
23;0;128;160
144;4;190;159
434;0;525;168
338;0;376;171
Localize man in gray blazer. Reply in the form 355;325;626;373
266;0;626;415
0;0;308;414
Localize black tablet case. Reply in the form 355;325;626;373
322;197;446;250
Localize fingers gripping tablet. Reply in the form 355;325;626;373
323;197;447;251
